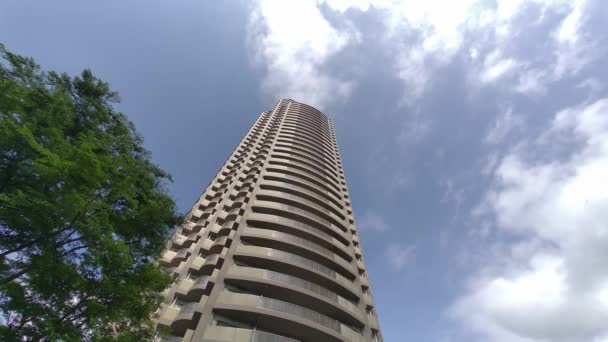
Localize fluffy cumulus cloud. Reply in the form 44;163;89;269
451;99;608;342
248;0;596;105
386;0;594;95
247;0;355;110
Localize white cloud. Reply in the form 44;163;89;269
357;210;390;232
551;0;596;79
554;0;586;45
484;107;524;144
451;98;608;341
515;69;548;95
369;0;589;95
247;0;354;110
320;0;372;12
481;56;520;84
385;242;416;271
247;0;596;105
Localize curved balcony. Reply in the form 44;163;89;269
368;313;380;331
281;121;333;145
277;130;334;157
187;256;205;273
273;147;340;180
171;302;203;336
289;102;327;118
360;275;369;288
270;153;340;185
218;221;239;236
189;208;203;222
286;108;328;125
279;121;334;149
356;259;365;272
289;103;328;117
202;326;300;342
275;138;336;165
363;293;374;308
214;291;365;342
256;189;348;232
260;181;345;220
268;156;341;192
272;138;334;167
233;245;358;299
278;131;334;158
160;250;177;265
276;137;336;166
285;111;329;126
245;213;351;261
250;200;349;246
157;304;179;328
283;124;331;143
225;266;366;327
198;238;214;254
280;122;332;146
160;249;190;267
239;180;255;189
217;224;235;238
210;236;231;254
262;173;343;211
284;111;330;129
282;120;332;143
276;136;336;164
240;227;356;279
275;141;337;170
264;166;342;203
182;275;214;302
273;141;332;166
189;252;224;276
171;232;199;249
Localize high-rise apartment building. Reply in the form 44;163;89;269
156;99;382;342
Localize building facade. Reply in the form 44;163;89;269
156;99;382;342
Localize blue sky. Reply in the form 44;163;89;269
2;1;608;341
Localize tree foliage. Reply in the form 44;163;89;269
0;44;179;341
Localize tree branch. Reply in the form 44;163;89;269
0;227;74;258
61;244;88;257
0;201;101;258
1;268;28;285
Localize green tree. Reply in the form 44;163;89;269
0;44;179;341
